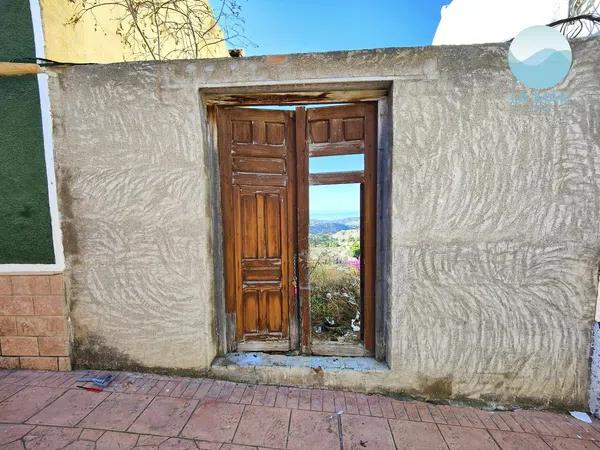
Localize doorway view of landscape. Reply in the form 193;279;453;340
309;183;361;345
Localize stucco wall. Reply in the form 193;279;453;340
50;64;217;370
49;38;600;406
389;43;600;407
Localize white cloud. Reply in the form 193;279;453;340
433;0;569;45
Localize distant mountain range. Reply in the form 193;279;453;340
309;217;359;234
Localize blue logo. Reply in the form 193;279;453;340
508;25;572;90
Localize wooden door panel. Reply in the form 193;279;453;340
233;157;286;174
243;290;259;333
218;108;295;347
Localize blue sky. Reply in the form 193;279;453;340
235;1;450;218
238;0;450;56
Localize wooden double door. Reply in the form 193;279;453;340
217;103;376;355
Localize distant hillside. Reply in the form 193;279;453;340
310;217;359;234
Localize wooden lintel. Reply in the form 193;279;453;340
204;89;388;106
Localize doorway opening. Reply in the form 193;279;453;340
213;93;382;358
309;183;362;347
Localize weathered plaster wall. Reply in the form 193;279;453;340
389;42;600;408
49;65;217;370
49;38;600;407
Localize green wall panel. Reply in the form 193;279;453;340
0;0;54;264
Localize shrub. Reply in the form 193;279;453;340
309;249;360;342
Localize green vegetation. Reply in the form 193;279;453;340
309;225;361;343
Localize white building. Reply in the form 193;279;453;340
433;0;598;44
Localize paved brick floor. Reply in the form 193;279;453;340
0;369;598;449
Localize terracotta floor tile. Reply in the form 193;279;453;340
438;424;499;450
0;384;25;403
0;386;66;423
95;430;138;449
194;438;222;449
489;430;551;449
171;380;191;398
542;435;600;449
274;386;288;408
136;434;168;446
367;395;383;416
2;440;25;450
228;383;247;404
22;425;81;450
79;429;105;441
181;381;201;399
379;396;396;419
341;414;395;449
128;396;198;436
79;392;154;431
333;391;346;414
344;392;358;414
389;419;448;449
404;402;421;421
416;403;435;423
438;406;461;426
0;423;34;445
286;388;300;409
193;379;215;400
497;413;524;433
322;390;336;413
287;409;339;450
392;400;409;420
147;380;167;395
159;437;199;449
252;385;268;406
205;380;225;400
218;381;237;402
429;405;448;425
180;400;244;442
462;407;486;428
240;385;256;405
263;386;278;407
298;389;312;410
2;370;599;450
475;411;499;430
451;408;476;428
220;444;258;450
490;413;512;431
135;378;157;395
233;405;291;448
27;389;109;426
160;380;179;396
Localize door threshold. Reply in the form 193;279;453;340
211;352;390;393
213;351;388;371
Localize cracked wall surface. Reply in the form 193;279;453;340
49;38;600;407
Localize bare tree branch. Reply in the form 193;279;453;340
68;0;252;61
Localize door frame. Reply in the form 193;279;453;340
205;85;391;361
296;103;378;356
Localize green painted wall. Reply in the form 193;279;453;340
0;1;54;264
